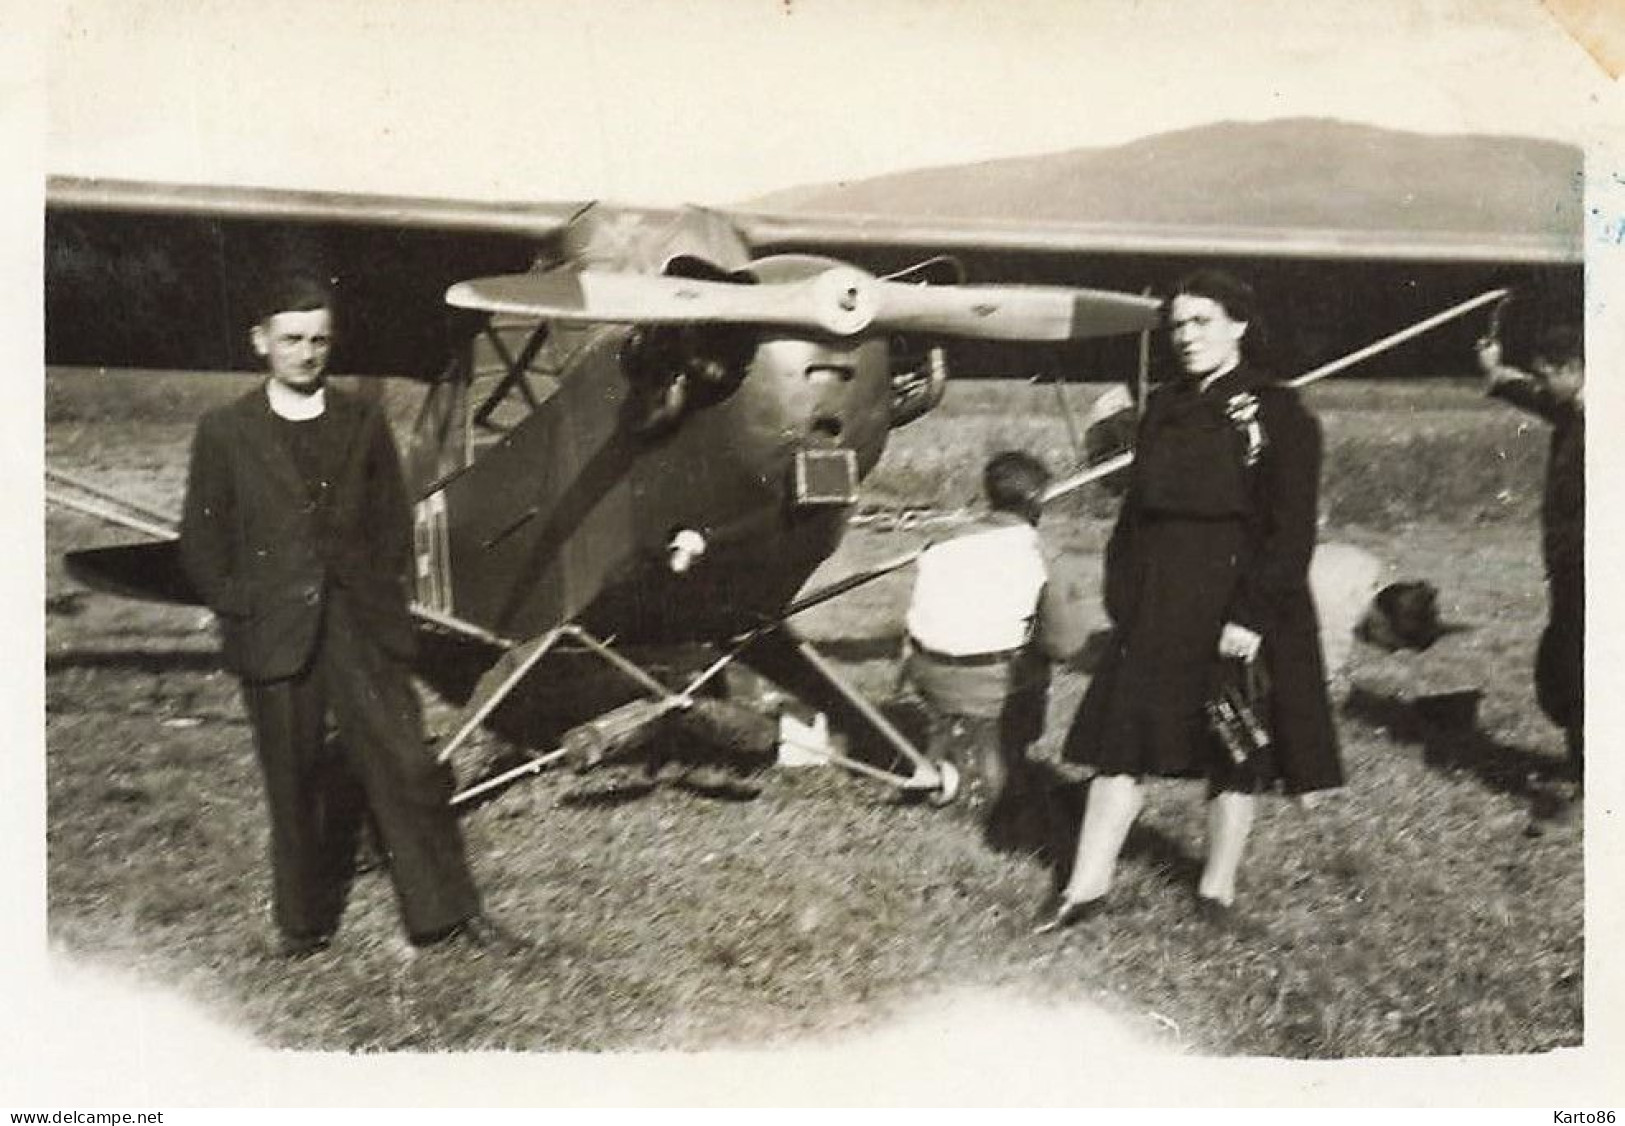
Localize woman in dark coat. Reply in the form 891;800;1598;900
1040;270;1341;931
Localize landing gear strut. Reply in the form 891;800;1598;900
433;623;960;808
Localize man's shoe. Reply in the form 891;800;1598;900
459;913;530;953
418;913;532;956
1525;787;1582;838
279;931;334;960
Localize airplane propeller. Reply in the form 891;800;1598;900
445;265;1163;342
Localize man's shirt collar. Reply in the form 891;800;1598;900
265;380;327;421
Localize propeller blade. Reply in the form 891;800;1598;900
871;282;1163;341
446;266;877;336
447;267;1163;342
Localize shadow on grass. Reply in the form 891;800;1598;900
46;648;221;674
1121;819;1204;889
550;731;773;810
981;761;1079;889
557;779;660;808
1342;685;1563;799
456;693;923;816
978;764;1202;900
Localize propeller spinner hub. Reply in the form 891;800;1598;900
811;266;878;337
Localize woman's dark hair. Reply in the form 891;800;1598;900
984;450;1051;520
1165;268;1270;367
1170;269;1256;324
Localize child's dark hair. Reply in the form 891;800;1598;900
984;451;1051;520
254;271;335;325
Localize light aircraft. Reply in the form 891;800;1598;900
43;176;1581;806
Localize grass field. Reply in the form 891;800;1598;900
43;370;1581;1060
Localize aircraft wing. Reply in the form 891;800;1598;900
47;173;1581;384
730;205;1580;374
46;177;584;377
732;211;1582;267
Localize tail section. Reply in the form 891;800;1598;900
64;541;201;606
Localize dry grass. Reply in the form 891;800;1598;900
43;370;1580;1058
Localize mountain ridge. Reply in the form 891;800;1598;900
746;119;1581;238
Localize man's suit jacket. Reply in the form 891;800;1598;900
179;385;417;683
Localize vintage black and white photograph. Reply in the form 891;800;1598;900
10;0;1625;1107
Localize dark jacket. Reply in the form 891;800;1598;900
179;385;417;682
1104;366;1323;638
1488;374;1584;580
1075;364;1341;793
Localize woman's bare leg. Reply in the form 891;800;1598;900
1198;790;1255;905
1061;773;1143;904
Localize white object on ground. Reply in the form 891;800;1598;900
777;710;833;767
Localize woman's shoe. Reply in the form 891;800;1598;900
1032;896;1107;935
1194;894;1261;937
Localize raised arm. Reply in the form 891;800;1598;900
1477;338;1569;424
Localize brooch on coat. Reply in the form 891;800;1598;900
1225;392;1266;467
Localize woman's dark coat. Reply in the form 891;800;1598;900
1063;363;1342;794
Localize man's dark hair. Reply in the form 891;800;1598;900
1532;322;1583;368
254;271;335;325
984;451;1051;519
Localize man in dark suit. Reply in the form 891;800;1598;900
180;272;514;957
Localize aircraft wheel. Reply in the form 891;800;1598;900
927;760;960;807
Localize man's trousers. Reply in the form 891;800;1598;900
241;593;481;943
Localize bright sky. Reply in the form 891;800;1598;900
46;0;1620;206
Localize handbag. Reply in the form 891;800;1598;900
1206;654;1272;767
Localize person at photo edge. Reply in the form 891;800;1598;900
1476;322;1584;832
1041;268;1342;932
179;270;522;958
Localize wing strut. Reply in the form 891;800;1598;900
773;288;1516;635
1283;287;1510;389
46;468;180;539
442;623;689;807
758;634;959;800
1041;286;1512;505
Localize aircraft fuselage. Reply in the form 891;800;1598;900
414;254;896;647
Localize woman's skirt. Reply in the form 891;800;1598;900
1064;516;1246;780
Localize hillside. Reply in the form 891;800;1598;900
750;118;1581;239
